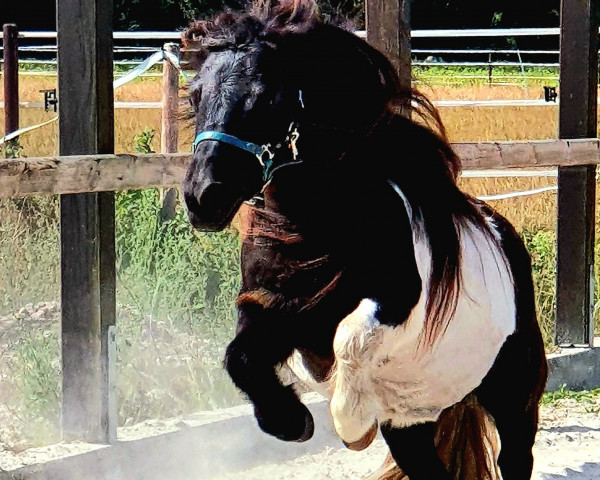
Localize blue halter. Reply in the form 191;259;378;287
192;131;276;181
192;131;265;158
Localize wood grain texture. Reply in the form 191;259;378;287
0;153;190;197
366;0;411;102
57;0;116;444
555;0;598;346
160;43;181;221
1;141;599;198
3;24;19;141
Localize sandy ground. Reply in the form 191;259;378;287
213;399;600;480
0;395;598;479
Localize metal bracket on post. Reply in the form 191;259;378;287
40;89;58;112
544;86;557;103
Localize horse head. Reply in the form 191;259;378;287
181;0;404;231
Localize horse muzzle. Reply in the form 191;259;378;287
183;181;240;232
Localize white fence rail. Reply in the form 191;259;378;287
0;27;569;40
0;28;568;71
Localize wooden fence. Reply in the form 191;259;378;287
1;0;598;448
0;139;599;197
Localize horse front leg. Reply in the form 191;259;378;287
224;303;314;442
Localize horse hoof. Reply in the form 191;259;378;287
255;402;315;442
342;421;378;451
292;406;314;442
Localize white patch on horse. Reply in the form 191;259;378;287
289;181;516;445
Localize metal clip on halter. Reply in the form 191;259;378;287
257;144;275;167
288;127;300;160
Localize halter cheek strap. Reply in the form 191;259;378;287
192;131;276;181
192;131;265;157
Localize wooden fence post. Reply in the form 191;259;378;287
57;0;117;443
556;0;598;346
365;0;411;95
3;24;19;156
160;42;180;221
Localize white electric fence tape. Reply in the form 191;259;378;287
476;186;558;201
0;49;178;146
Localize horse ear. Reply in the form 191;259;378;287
181;21;210;69
253;0;318;30
181;20;211;48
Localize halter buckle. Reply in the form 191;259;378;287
257;144;275;167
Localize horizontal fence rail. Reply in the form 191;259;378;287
0;28;572;40
2;29;574;72
0;139;597;198
2;47;563;55
0;99;562;109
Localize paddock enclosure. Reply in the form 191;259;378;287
1;0;600;478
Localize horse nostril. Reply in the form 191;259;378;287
183;182;228;225
197;182;226;207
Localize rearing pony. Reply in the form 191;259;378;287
181;2;548;478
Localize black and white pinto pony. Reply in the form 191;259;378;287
181;1;548;478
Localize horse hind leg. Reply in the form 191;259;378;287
433;395;502;480
365;396;502;480
379;421;452;480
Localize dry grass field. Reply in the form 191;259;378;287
1;74;565;231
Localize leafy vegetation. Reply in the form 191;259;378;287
0;138;24;159
541;384;600;410
5;0;569;33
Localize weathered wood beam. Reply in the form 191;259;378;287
3;24;19;151
160;42;180;221
454;138;600;170
366;0;411;91
0;140;598;198
58;0;116;443
366;0;411;117
556;0;598;346
0;153;189;197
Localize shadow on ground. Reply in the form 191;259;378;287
540;463;600;479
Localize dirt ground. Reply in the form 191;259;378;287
214;398;600;480
0;391;598;479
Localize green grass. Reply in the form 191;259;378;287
13;61;561;87
541;384;600;410
0;189;244;448
521;229;557;347
2;188;600;449
413;65;560;88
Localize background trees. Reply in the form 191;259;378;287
1;0;567;32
